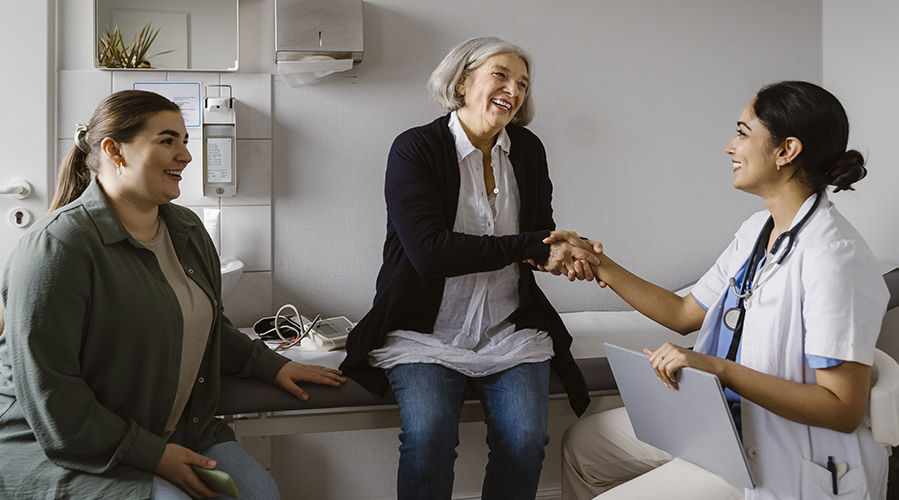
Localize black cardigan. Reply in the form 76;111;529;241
340;114;590;416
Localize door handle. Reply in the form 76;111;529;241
0;179;31;199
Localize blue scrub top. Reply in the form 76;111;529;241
693;253;843;404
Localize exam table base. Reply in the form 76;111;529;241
226;391;621;469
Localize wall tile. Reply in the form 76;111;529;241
168;72;220;89
184;205;205;220
112;71;166;92
168;74;223;130
221;140;271;206
221;205;271;271
172;133;219;207
220;73;271;139
184;205;220;252
57;71;112;138
222;271;272;327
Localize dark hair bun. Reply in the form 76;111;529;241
829;149;866;193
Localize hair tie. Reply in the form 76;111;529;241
74;123;89;153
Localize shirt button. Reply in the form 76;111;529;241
187;268;194;274
213;299;218;307
198;377;205;383
192;417;199;423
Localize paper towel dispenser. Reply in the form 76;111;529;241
275;0;363;63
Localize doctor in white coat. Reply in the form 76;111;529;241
554;81;889;499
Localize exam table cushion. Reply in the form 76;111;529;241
217;357;612;416
218;266;899;417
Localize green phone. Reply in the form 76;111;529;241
190;465;241;498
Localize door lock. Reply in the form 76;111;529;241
8;207;33;228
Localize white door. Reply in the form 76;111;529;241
0;0;54;269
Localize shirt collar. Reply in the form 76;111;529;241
448;111;511;162
80;177;197;246
80;177;130;245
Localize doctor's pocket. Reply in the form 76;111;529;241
799;457;869;498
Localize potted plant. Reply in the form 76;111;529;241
97;22;173;69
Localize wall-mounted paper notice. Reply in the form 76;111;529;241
133;81;202;127
206;137;233;182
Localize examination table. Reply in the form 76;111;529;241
217;308;695;467
218;267;899;468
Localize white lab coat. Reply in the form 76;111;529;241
691;193;889;500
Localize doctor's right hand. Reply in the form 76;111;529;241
154;443;219;499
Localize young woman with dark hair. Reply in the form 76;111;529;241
556;81;887;499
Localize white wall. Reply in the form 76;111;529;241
260;0;822;319
822;0;899;266
36;0;826;323
823;0;899;358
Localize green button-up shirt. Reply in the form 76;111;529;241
0;179;288;499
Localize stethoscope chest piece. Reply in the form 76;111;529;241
724;307;741;331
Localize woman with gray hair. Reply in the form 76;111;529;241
340;36;598;499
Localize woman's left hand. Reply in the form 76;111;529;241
643;343;721;390
274;362;346;400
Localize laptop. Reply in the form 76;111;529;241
604;343;755;488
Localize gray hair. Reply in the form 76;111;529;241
427;36;534;126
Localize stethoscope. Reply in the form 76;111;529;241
721;192;822;360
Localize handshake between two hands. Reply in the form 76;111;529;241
527;230;607;286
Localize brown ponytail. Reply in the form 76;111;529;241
49;146;94;212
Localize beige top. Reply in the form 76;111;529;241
140;218;214;439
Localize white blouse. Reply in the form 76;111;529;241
368;112;553;376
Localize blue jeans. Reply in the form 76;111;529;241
386;361;551;500
151;441;280;500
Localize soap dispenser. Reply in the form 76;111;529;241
203;84;237;197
